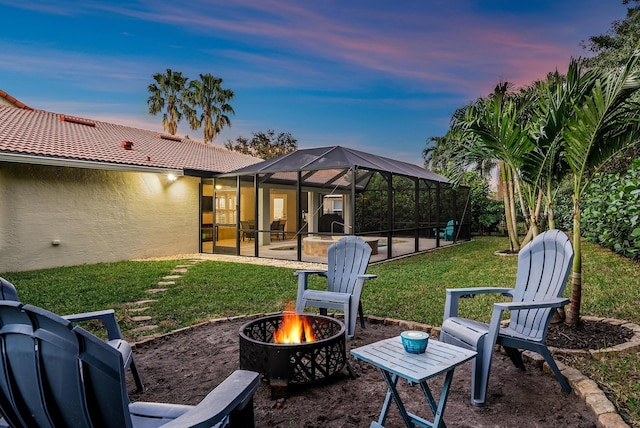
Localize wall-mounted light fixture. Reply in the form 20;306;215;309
166;173;177;182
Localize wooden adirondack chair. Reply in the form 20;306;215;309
0;301;259;428
439;229;574;406
0;276;144;392
295;236;376;339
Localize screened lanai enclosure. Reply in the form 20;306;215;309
200;146;470;263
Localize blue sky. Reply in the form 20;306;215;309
0;1;629;164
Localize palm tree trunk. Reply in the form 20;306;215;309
506;165;520;249
566;197;582;325
546;184;555;230
500;162;519;251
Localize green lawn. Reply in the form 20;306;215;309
2;236;638;425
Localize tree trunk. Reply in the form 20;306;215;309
566;197;582;325
500;162;519;251
507;166;519;246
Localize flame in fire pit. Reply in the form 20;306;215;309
273;305;316;344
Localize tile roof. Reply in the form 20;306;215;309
0;104;260;175
0;90;32;110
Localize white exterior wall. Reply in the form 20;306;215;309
0;162;200;272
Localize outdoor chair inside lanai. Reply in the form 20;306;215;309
440;229;574;406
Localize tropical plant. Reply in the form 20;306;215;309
461;171;504;235
184;73;235;144
562;48;640;324
582;159;640;260
450;82;536;251
225;130;297;160
147;69;189;135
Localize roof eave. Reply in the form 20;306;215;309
0;152;183;176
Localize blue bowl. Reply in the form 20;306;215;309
401;331;429;354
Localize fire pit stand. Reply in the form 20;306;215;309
239;313;351;398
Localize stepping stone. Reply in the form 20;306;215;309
174;265;190;268
132;299;157;305
131;325;158;333
147;288;168;294
171;268;188;274
157;281;175;286
128;307;150;313
163;275;182;280
131;316;152;322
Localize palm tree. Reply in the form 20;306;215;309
147;69;189;135
184;73;235;144
562;49;640;324
455;83;536;251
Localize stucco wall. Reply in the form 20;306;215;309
0;162;200;272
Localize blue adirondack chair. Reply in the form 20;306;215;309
295;236;376;339
440;229;574;406
0;301;259;428
0;276;144;392
433;220;457;241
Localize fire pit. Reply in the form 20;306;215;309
239;313;349;398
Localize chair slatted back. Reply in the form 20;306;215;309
509;230;574;340
75;326;133;428
0;302;93;427
0;302;132;428
326;236;372;295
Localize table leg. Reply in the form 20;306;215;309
420;369;456;428
377;370;414;427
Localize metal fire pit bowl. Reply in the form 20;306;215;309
239;313;349;398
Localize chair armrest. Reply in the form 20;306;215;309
443;287;514;320
62;309;123;341
357;274;377;281
160;370;260;428
484;298;570;348
447;287;514;299
494;298;569;311
294;270;327;278
295;270;327;291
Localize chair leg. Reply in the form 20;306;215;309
358;301;365;329
345;304;354;339
538;347;571;393
470;334;492;407
503;346;525;370
129;359;144;392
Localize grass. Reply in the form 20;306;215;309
1;236;638;425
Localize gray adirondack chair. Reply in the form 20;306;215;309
0;276;144;392
295;236;376;339
440;229;574;406
0;301;259;428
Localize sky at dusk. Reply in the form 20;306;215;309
0;1;629;165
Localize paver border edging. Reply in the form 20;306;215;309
130;313;631;428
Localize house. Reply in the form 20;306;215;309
0;91;260;272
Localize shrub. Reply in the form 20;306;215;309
582;158;640;260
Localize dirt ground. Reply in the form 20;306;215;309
128;319;598;428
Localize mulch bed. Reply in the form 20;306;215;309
547;319;634;349
127;319;605;427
